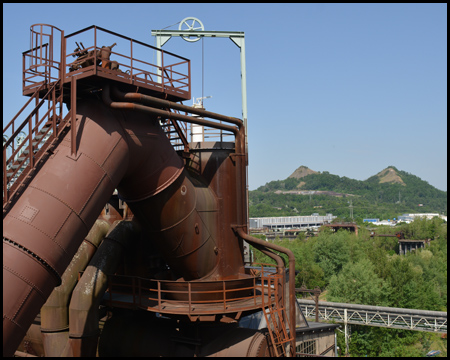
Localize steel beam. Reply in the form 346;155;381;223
298;299;447;333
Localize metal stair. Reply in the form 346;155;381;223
3;80;70;215
160;107;189;155
262;273;293;357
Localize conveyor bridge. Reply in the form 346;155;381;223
298;299;447;333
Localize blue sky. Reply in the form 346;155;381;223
3;3;447;191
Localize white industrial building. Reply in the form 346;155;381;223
249;214;336;231
397;213;447;223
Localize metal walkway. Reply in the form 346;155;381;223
298;299;447;333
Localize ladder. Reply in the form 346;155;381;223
262;273;293;357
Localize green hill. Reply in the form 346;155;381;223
249;166;447;220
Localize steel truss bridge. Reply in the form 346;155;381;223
298;299;447;333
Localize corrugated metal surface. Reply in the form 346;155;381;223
249;214;336;229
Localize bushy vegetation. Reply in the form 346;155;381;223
250;217;447;357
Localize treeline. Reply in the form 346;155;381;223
250;167;447;218
250;217;447;357
249;190;431;220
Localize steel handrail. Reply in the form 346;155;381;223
105;265;283;315
63;26;190;96
3;82;67;207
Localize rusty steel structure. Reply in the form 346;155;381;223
3;24;304;357
322;222;358;236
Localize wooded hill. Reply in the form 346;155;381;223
250;166;447;220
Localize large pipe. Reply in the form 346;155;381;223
4;82;248;356
3;97;183;356
125;169;221;280
235;227;296;357
105;84;248;257
111;86;243;128
40;219;109;356
103;84;248;280
104;86;239;137
60;220;139;357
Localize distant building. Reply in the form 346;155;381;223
363;218;379;223
371;220;396;226
249;214;336;231
397;213;446;224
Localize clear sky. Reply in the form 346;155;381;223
3;3;447;191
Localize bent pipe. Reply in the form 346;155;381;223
104;84;247;237
111;86;243;128
40;219;109;357
104;85;239;137
60;220;139;357
3;97;184;356
234;227;296;357
108;84;248;233
250;244;285;274
250;243;285;296
248;244;287;344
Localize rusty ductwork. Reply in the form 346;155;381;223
3;24;303;358
102;84;248;281
3;96;185;356
40;219;109;356
60;220;139;357
4;84;249;355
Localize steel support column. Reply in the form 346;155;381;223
152;25;249;231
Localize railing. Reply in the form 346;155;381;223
3;80;68;207
21;24;191;101
298;299;447;333
190;123;235;143
104;264;282;316
22;24;63;93
63;25;191;100
160;112;189;152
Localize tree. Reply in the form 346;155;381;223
327;258;387;305
313;231;351;283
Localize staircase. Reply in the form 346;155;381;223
160;108;190;156
262;273;293;357
3;80;70;215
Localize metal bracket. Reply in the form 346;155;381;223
66;151;82;161
229;152;245;164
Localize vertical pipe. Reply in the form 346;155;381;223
40;220;109;356
70;78;76;156
61;220;139;357
234;228;296;357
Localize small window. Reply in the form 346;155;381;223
296;340;316;357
